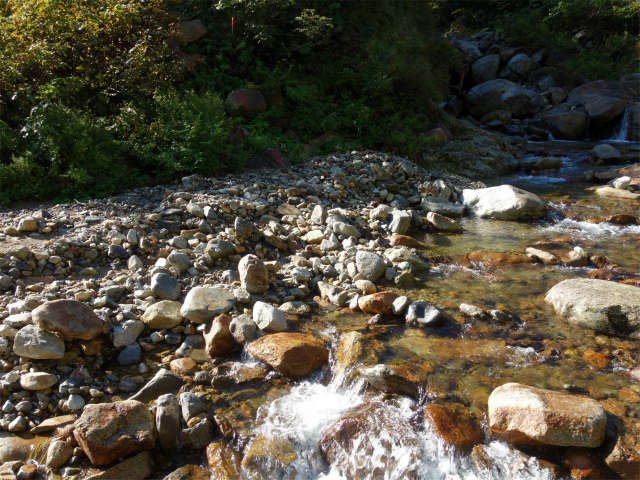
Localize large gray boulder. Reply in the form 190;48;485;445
489;383;606;448
460;185;548;220
180;287;235;324
355;251;387;282
545;278;640;339
507;54;539;77
465;79;545;118
531;109;587;140
472;54;501;85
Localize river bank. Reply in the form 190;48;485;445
0;141;638;479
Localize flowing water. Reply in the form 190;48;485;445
164;142;640;478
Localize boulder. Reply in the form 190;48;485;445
141;300;182;329
545;278;640;339
320;401;421;479
355;251;387;282
595;187;640;200
405;300;449;327
317;281;348;307
465;79;545;118
150;273;180;301
83;451;155;480
206;442;242;480
388;210;412;235
13;325;65;360
488;383;606;448
332;331;383;389
252;301;288;332
180;287;235;324
421;196;465;217
460;185;548;220
241;434;299;480
238;254;269;294
20;372;58;391
204;314;241;357
74;400;156;465
170;19;207;45
244;148;292;171
592;144;622;162
426;212;462;233
567;80;636;106
224;89;267;117
383;248;429;271
605;415;640;479
32;299;104;340
357;292;398;315
245;332;328;378
423;403;483;449
472;54;501;85
421;120;519;177
585;96;627;129
204;239;235;259
129;369;184;403
531;110;588;140
595;164;640;181
507;54;538;77
358;362;433;398
155;394;180;451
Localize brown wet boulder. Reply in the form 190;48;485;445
245;332;328;378
386;235;422;248
604;416;640;479
206;442;241;480
241;434;299;480
358;361;433;399
204;314;242;358
423;403;483;449
74;400;156;465
32;299;104;340
488;383;606;448
332;331;383;389
238;254;269;294
357;292;398;315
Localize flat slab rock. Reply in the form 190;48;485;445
545;278;640;339
488;383;606;448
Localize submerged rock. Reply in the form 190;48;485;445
545;278;640;339
488;383;606;447
423;403;483;449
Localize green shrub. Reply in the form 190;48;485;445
0;103;143;203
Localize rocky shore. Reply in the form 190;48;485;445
0;149;638;479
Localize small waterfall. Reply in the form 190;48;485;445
612;107;631;141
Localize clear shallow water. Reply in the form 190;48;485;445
241;143;640;479
147;142;639;479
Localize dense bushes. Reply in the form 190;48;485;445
433;0;639;80
1;0;456;204
1;0;637;204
